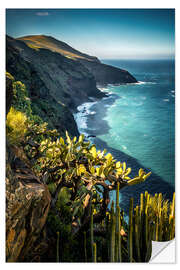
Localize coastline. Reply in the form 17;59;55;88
73;83;175;215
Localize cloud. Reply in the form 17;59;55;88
36;12;49;16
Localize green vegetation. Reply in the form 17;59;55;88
6;107;27;145
6;74;175;262
12;80;32;117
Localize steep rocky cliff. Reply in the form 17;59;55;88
18;35;137;85
79;59;137;85
6;79;51;262
6;36;104;137
6;35;137;136
6;146;51;262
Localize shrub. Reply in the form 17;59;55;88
12;81;32;117
6;107;27;144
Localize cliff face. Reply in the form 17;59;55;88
6;35;137;136
79;59;137;85
6;36;105;136
6;146;51;262
6;80;51;262
18;35;137;86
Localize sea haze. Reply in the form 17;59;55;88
74;59;175;214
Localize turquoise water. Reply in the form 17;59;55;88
100;59;175;187
74;59;175;213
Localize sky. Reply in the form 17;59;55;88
6;9;175;60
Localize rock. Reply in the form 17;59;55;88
6;74;13;115
79;59;137;85
6;144;51;262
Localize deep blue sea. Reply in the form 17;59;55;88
74;59;175;215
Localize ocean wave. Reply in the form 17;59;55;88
74;114;88;129
90;111;96;115
163;99;170;102
77;101;98;114
137;81;157;85
98;87;109;92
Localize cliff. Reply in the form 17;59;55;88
6;35;137;136
18;35;137;85
6;78;51;262
79;59;137;85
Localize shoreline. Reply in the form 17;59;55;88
73;83;175;215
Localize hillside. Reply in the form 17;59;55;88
17;35;137;85
17;35;100;62
6;34;137;136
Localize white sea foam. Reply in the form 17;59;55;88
74;100;98;134
90;111;96;115
163;99;170;102
98;87;108;92
136;81;157;85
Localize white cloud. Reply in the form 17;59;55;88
36;12;49;16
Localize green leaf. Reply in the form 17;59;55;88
77;164;86;176
116;167;123;175
59;137;65;145
116;161;121;169
89;166;95;174
66;131;71;144
125;167;131;176
143;171;151;180
123;162;126;171
78;134;85;143
96;167;103;177
105;153;113;161
139;168;144;177
90;146;97;159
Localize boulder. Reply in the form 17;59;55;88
6;145;51;262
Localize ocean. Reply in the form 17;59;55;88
74;59;175;215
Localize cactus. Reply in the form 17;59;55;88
128;194;152;262
134;206;141;262
56;231;60;262
110;201;116;262
115;183;122;262
83;231;87;262
93;242;97;262
128;198;134;262
90;203;94;262
133;191;175;246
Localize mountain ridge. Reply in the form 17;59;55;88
17;35;100;62
17;34;137;85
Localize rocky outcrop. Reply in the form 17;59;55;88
6;75;13;115
6;143;51;262
79;59;137;85
5;73;51;262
